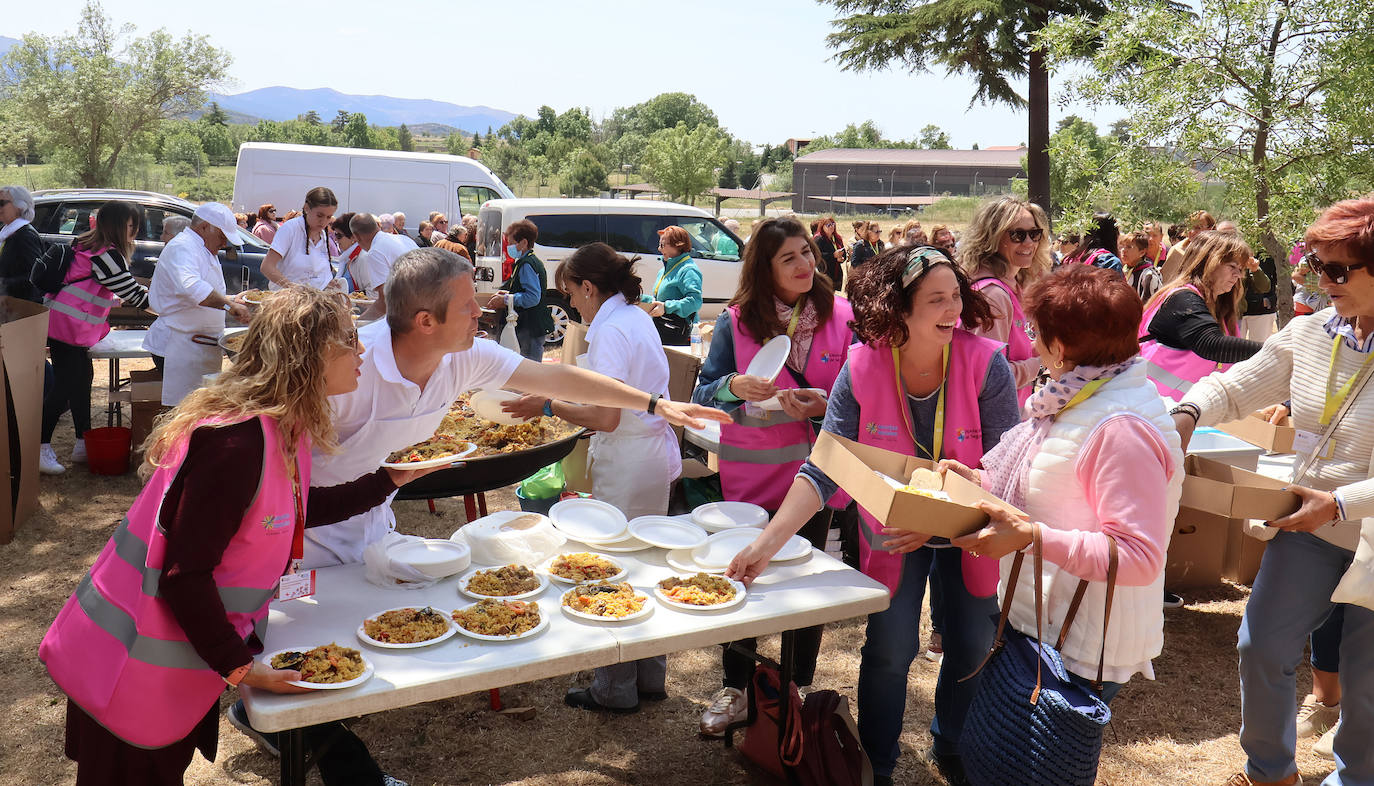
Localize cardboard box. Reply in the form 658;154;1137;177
1165;508;1230;588
1218;412;1296;454
0;298;50;544
809;430;1022;538
127;369;168;460
1221;519;1268;585
1179;455;1300;520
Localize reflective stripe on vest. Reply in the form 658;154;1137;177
1141;359;1195;396
109;518;277;613
63;283;118;309
74;572;210;671
717;440;813;465
46;296;108;326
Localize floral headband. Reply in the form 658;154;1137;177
900;245;954;288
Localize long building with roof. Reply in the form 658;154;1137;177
791;146;1027;213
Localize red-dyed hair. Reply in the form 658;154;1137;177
1305;196;1374;259
1025;266;1141;366
658;225;691;255
257;204;275;222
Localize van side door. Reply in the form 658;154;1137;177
669;215;743;323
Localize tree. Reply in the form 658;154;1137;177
563;149;609;197
471;132;482;149
447;132;467;156
642;122;728;204
302;110;322;125
398;123;414;152
204;101;230;126
0;1;230;186
612;92;719;138
163;131;207;176
919;124;952;149
1044;0;1374;320
820;0;1114;211
554;108;592;143
332;110;350;133
343;113;372;149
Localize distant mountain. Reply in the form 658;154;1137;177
207;87;516;134
181;104;262;125
0;35;20;59
410;122;461;136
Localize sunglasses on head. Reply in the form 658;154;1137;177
1304;251;1374;285
1007;227;1044;243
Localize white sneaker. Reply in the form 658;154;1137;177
699;687;748;737
1313;718;1339;760
1295;694;1339;738
39;444;66;475
70;438;87;463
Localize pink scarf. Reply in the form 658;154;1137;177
774;297;819;372
980;358;1139;509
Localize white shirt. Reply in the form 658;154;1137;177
268;216;333;289
144;229;226;355
585;295;674;435
395;232;419;250
303;320;523;567
353;231;412;294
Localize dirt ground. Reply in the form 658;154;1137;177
0;356;1341;786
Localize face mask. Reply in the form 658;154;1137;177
507;244;521;258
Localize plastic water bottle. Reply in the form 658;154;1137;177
499;294;521;353
690;321;703;358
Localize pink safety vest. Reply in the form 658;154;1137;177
849;330;1003;597
719;300;854;511
971;276;1034;407
46;246;120;347
40;415;309;748
1138;284;1235;399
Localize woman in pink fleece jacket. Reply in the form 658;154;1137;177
943;265;1184;703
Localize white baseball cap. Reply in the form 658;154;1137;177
193;202;242;247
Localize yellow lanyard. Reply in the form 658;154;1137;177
655;255;689;298
786;300;803;339
1321;334;1374;426
1057;377;1109;418
892;345;948;460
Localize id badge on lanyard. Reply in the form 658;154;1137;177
275;474;316;601
1292;429;1335;460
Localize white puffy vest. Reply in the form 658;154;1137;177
1001;362;1184;684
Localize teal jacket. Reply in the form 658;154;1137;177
640;253;702;321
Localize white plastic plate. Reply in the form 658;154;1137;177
757;387;828;411
451;600;550;641
385;538;471;578
548;498;629;543
262;648;374;690
469;389;524;426
654;576;747;612
355;607;459;649
457;567;549;601
745;334;791;383
665;548;726;575
627;515;709;550
543;552;628;585
692;529;810;570
691;501;769;532
559;588;654;623
380;440;477;470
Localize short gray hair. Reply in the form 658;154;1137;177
385;247;474;334
0;185;35;222
163;216;190;236
377;213;395;230
350;213;378;236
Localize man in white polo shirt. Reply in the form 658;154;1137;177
143;203;250;405
347;212;412;319
303;246;728;568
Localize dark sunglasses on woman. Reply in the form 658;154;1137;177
1304;251;1373;285
1007;227;1044;243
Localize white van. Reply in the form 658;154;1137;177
231;142;514;237
475;198;744;344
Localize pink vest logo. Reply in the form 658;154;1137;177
261;513;293;534
865;422;902;439
955;427;981;443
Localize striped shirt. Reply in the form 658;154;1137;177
85;247;149;309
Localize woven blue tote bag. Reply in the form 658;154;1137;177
960;527;1118;786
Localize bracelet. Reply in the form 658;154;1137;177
542;399;553;418
1168;403;1201;423
222;663;251;687
647;393;661;415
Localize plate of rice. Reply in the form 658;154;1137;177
654;573;746;612
452;599;547;641
356;606;458;649
264;644;373;689
381;435;478;470
560;581;653;622
545;552;627;584
459;564;548;601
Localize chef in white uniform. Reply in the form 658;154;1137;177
505;241;680;712
143;202;250;405
341;212;412;320
303;246;728;569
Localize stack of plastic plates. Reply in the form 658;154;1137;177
690;501;769;533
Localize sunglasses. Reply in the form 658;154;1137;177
1304;251;1374;285
1007;227;1044;243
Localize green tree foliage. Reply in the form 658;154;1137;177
820;0;1117;211
343;112;372;148
163;131;207;176
642;123;728;204
302;110;322;125
919;124;952;149
332;110;350;133
0;1;231;186
398;123;414;152
563;149;609;196
203;102;230;127
446;132;467;156
611;92;718;139
1044;0;1374;319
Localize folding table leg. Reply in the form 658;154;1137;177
279;728;306;786
463;494;477;521
489;688;503;710
427;499;437;515
478;492;488;516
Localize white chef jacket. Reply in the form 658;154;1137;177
268;215;333;289
143;229;227;356
303;320;524;567
352;231;412;295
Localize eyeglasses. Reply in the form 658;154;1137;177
1304;251;1374;285
1025;323;1039;341
0;200;10;208
341;328;360;348
1007;227;1044;244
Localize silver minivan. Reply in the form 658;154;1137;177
475;198;744;344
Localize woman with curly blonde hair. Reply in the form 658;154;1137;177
1139;230;1262;399
42;287;430;786
957;196;1053;406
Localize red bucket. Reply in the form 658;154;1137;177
84;427;132;475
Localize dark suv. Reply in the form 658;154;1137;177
31;189;271;326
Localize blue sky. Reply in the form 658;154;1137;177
17;0;1120;146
